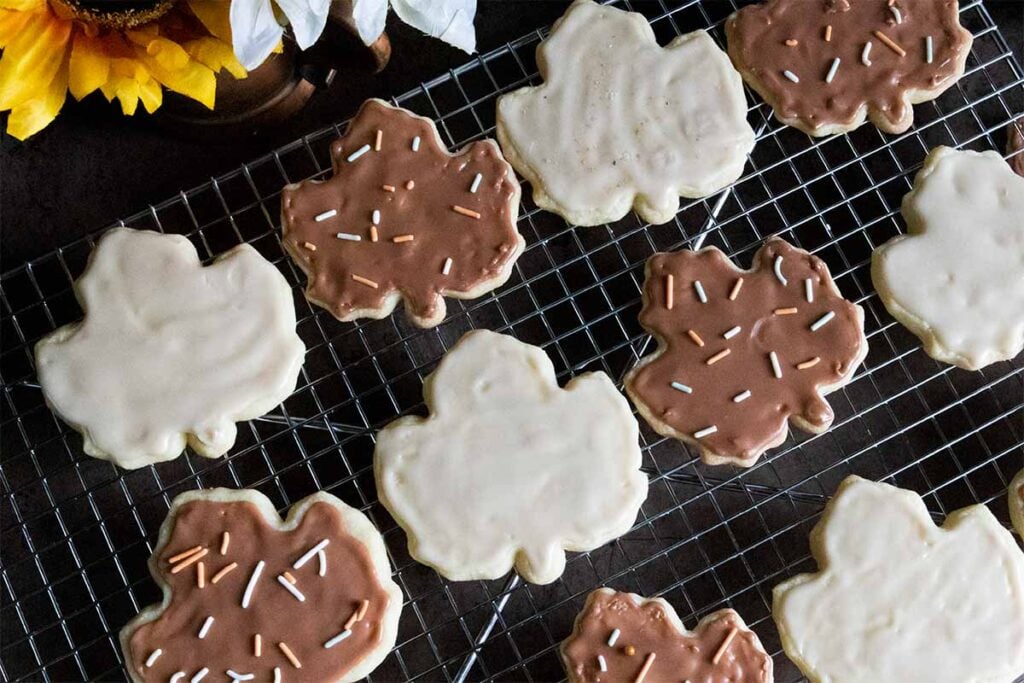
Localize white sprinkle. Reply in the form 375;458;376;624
773;255;788;285
169;673;185;683
227;671;255;681
693;280;708;303
335;232;361;241
145;649;162;667
805;278;814;303
607;629;620;646
470;173;483;193
811;311;836;331
694;425;718;439
293;539;330;569
770;351;783;379
324;629;353;649
890;6;902;24
783;69;800;83
241;560;265;608
273;668;282;683
372;209;381;225
317;550;327;577
723;325;742;340
598;654;608;672
733;390;752;403
346;144;371;162
862;41;873;66
190;669;209;683
442;257;453;276
670;381;693;394
411;136;421;152
925;35;934;63
314;209;337;222
825;57;841;84
277;575;306;602
198;615;214;639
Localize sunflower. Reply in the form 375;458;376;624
0;0;247;140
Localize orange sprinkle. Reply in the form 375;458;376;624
687;330;705;347
712;626;738;665
784;38;798;47
351;274;379;289
220;532;230;555
623;645;636;657
825;24;833;42
356;599;370;621
728;278;744;301
197;561;206;589
301;241;317;252
210;562;238;584
452;205;481;219
392;234;415;243
774;307;799;315
634;652;656;683
374;129;383;151
170;548;208;574
344;611;360;631
283;571;297;584
797;357;821;370
370;225;379;242
706;348;731;365
278;642;302;669
665;274;674;310
873;29;906;56
405;180;415;190
254;633;262;657
168;545;204;564
382;184;396;192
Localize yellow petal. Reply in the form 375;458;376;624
145;36;190;71
138;76;162;113
136;45;215;109
113;78;139;115
0;9;34;47
184;36;247;80
0;0;46;12
0;10;71;110
6;47;67;140
68;33;109;100
187;0;232;42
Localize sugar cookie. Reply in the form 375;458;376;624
1011;469;1024;538
34;228;305;469
374;329;647;584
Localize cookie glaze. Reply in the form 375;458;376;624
774;475;1024;683
281;98;523;328
123;491;402;683
727;0;972;135
496;0;754;226
626;239;866;467
1010;469;1024;538
561;589;773;683
1008;118;1024;177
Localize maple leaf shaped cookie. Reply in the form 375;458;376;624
496;0;755;227
561;588;773;683
774;476;1024;683
726;0;973;136
872;147;1024;369
625;239;867;467
121;489;403;683
34;228;305;470
281;99;524;328
1011;469;1024;538
374;329;648;585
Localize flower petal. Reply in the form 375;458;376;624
184;36;247;79
0;9;71;110
350;0;388;46
390;0;476;53
229;0;283;70
6;45;67;140
0;0;47;12
138;76;163;113
188;0;233;42
68;33;109;100
136;44;216;109
273;0;330;50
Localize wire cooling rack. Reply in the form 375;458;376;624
3;1;1023;681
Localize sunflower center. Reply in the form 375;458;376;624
49;0;178;30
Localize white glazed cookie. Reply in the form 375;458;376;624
35;228;305;469
774;475;1024;683
871;146;1024;370
1011;469;1024;538
374;329;648;584
495;0;755;227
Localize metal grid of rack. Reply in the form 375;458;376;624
2;1;1023;681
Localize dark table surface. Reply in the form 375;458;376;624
2;0;1022;267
